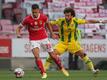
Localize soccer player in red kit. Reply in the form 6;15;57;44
16;4;69;79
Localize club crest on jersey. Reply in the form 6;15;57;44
39;21;42;25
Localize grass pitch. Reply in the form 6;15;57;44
0;69;107;80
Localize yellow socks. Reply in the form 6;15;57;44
82;55;95;71
44;56;53;70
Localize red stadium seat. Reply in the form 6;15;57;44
0;19;12;26
2;24;14;32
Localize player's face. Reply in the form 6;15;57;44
65;12;73;21
32;9;40;18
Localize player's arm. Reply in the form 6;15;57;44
75;18;105;24
46;21;58;39
75;18;100;24
16;17;27;38
86;19;107;24
75;17;107;24
46;20;54;35
16;24;23;38
85;20;101;23
101;20;107;24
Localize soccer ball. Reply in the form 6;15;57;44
14;68;24;78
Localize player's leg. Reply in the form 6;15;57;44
48;50;69;77
44;56;53;70
32;48;47;78
75;50;99;74
69;41;99;74
31;41;47;79
43;39;69;77
44;41;65;70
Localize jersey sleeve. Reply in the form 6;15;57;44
74;18;86;24
43;15;48;22
20;17;28;27
50;18;61;25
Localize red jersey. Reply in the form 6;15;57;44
21;13;48;40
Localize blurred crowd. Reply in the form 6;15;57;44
0;0;107;39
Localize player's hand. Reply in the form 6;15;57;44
99;20;107;24
102;20;107;24
17;35;22;38
51;33;59;39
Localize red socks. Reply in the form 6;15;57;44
51;55;63;69
36;59;46;74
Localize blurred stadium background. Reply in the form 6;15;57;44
0;0;107;80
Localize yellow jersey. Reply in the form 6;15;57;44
51;17;86;43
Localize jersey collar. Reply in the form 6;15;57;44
31;13;40;20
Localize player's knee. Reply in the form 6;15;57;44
46;56;52;61
35;57;41;61
46;57;53;63
79;53;87;58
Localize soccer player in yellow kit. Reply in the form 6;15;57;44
44;7;101;75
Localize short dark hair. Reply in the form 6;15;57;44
64;7;75;17
32;4;39;9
